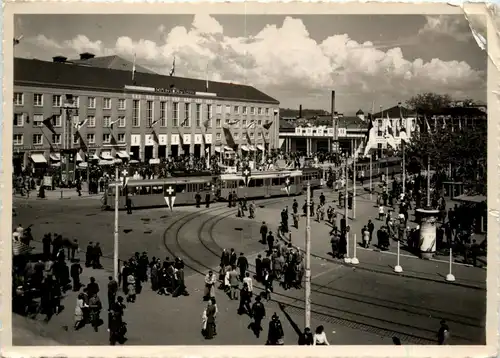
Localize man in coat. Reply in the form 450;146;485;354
237;253;249;281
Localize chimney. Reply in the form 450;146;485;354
331;91;336;115
79;52;95;60
299;105;302;118
52;56;67;63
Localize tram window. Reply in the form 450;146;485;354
177;184;187;193
127;186;138;196
253;179;264;187
272;178;280;186
140;186;152;195
152;185;163;194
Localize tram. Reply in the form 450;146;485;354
300;167;323;188
104;175;216;210
219;170;304;200
355;156;402;180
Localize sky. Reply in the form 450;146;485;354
13;14;487;114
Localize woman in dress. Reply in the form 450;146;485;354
126;273;136;303
74;293;88;330
204;298;218;339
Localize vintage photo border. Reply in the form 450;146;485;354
1;2;498;357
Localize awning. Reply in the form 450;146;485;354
257;145;265;151
76;153;83;162
31;153;47;163
50;162;61;167
100;151;113;160
149;158;160;164
249;145;256;151
91;154;99;161
50;153;61;161
224;146;233;151
116;151;130;159
241;145;249;152
78;162;88;169
98;159;115;166
214;146;221;153
129;159;140;164
114;158;123;164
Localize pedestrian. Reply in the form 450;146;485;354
298;327;314;345
74;293;88;330
250;295;266;338
205;192;211;208
313;325;330;345
202;298;218;339
267;231;275;253
237;253;249;281
267;313;285;345
172;267;189;297
238;282;252;315
229;248;237;267
255;254;263;282
85;242;93;268
437;320;450;345
195;192;201;208
228;266;239;300
243;272;253;294
92;243;103;269
70;260;83;292
88;293;103;332
126;273;136;303
248;201;256;219
107;276;118;308
367;219;375;244
126;196;132;214
86;277;100;297
42;234;52;259
203;271;216;301
260;222;268;244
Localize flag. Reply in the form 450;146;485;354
43;115;57;135
110;135;118;146
245;131;252;145
150;117;160;127
169;57;176;77
181;117;189;127
262;121;273;130
132;52;136;82
384;113;397;150
363;119;377;157
206;63;209;91
228;119;240;126
202;118;211;130
109;118;121;128
242;166;251;186
13;35;23;46
163;184;177;211
425;116;432;133
121;169;129;188
284;176;291;196
247;121;256;130
458;118;462;131
77;131;88;152
152;130;159;144
223;126;236;148
399;106;409;144
442;116;446;130
74;118;88;132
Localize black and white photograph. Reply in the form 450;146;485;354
3;3;498;355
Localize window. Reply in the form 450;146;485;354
74;96;80;108
53;115;62;127
103;116;111;128
13;134;23;145
33;114;43;127
118;133;126;143
265;132;269;139
14;93;23;106
160;102;167;127
88;97;96;109
234;106;239;114
242;119;247;127
243;106;248;115
258;107;262;115
34;94;43;107
88;116;96;127
87;133;95;144
103;98;111;109
33;134;43;145
225;118;229;124
103;133;111;144
216;105;222;114
250;107;255;115
207;104;213;119
250;132;254;138
234;132;239;139
146;101;154;127
118;116;126;128
14;113;24;127
72;116;79;127
132;100;140;127
118;98;126;110
225;105;231;115
265;108;270;116
52;95;62;107
184;103;191;127
258;132;263;138
52;134;62;145
216;133;221;141
216;118;221;128
196;104;202;127
173;102;179;126
257;120;262;126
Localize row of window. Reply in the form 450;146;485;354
13;112;271;129
14;93;275;117
13;130;270;146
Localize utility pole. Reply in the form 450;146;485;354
353;147;356;220
114;165;120;281
427;156;431;207
305;182;311;329
402;141;406;194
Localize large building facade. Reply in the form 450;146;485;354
13;54;280;170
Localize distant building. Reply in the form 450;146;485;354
12;54;280;172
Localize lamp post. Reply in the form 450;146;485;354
305;182;311;329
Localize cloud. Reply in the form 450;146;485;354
27;14;484;111
418;15;473;42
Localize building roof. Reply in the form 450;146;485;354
416;107;487;117
356;109;364;115
69;55;157;74
279;115;369;131
14;57;280;105
372;105;415;119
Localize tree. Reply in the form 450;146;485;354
405;93;452;112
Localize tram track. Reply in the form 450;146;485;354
161;199;482;345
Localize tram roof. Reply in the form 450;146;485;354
220;170;302;179
110;176;213;186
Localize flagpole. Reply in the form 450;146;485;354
369;155;373;200
427;156;431;207
353;148;356;220
114;165;119;281
305;182;311;329
402;141;406;194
